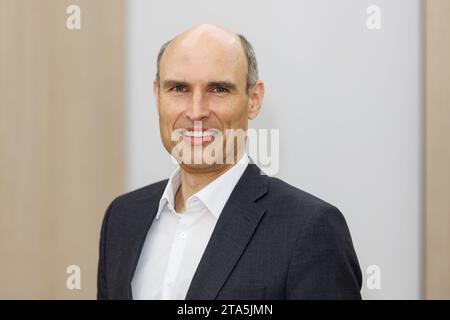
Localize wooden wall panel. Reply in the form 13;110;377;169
425;0;450;300
0;0;124;299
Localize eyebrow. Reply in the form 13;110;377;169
162;80;189;89
208;81;238;91
162;79;238;92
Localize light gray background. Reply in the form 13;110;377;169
125;0;423;299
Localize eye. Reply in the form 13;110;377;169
211;87;229;94
170;85;187;93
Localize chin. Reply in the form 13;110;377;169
180;162;223;173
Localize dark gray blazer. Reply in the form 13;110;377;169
97;162;362;300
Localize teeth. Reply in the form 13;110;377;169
184;130;216;137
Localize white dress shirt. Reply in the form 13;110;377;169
131;153;250;300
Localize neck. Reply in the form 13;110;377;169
174;152;245;213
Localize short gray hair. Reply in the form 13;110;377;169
155;33;259;92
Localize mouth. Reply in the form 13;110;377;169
179;128;221;146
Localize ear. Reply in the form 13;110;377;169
248;80;265;120
153;79;160;116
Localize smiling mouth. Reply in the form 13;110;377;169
180;128;221;145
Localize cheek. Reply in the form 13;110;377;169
211;97;248;125
159;98;185;127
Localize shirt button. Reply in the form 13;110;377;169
178;231;186;239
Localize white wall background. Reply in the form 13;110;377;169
125;0;423;299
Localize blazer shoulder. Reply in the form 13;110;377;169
102;179;168;222
265;175;337;212
263;176;357;258
101;178;168;230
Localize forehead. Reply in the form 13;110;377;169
160;32;248;84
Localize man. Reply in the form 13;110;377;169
97;23;362;300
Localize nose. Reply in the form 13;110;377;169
185;90;210;121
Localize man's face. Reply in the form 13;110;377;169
154;29;261;172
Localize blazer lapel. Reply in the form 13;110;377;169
185;162;268;300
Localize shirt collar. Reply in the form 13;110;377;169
156;152;250;220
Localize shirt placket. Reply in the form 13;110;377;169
161;212;189;299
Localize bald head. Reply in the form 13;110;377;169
156;24;258;92
175;23;240;49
